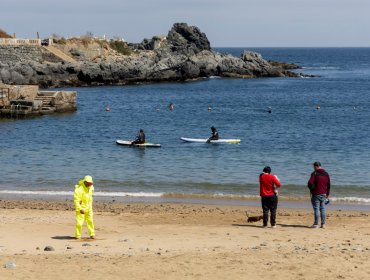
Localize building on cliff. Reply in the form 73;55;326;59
0;83;76;118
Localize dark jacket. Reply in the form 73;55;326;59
307;168;331;196
209;130;219;141
132;131;145;144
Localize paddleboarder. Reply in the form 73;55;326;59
206;126;219;143
131;129;145;145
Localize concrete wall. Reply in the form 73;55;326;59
0;38;41;46
0;84;38;106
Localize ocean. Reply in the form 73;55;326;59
1;47;370;206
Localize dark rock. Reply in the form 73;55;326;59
44;246;55;251
268;60;300;70
167;23;211;54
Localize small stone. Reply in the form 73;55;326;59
36;247;40;250
44;246;55;251
4;262;16;269
82;243;91;247
66;246;73;250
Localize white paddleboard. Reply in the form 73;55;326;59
180;137;241;144
116;140;161;148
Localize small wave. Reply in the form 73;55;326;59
331;197;370;204
1;190;370;205
163;192;260;200
0;190;163;198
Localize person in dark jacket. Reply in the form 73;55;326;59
131;129;145;145
206;126;219;143
307;161;331;229
259;166;281;228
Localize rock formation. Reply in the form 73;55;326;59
0;23;300;88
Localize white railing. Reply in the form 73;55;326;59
0;38;41;46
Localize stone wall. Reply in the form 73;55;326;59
0;45;44;63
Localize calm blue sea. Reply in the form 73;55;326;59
1;48;370;204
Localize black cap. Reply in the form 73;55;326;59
263;166;271;173
211;126;216;130
313;161;321;167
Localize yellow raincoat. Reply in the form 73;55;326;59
74;177;95;238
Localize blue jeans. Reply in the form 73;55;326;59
311;194;326;225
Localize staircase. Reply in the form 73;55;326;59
34;94;55;114
43;45;77;64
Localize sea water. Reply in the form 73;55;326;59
1;48;370;205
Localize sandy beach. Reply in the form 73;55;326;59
1;199;370;280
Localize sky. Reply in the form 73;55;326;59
0;0;369;47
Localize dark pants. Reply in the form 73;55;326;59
261;195;278;226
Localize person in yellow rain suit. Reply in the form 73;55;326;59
74;175;95;239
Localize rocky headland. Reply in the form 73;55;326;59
0;23;301;88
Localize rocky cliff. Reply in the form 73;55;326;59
0;23;299;88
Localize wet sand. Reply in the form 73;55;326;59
1;199;370;280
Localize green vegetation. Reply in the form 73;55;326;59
109;40;132;55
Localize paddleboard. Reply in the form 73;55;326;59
116;140;161;148
180;137;241;144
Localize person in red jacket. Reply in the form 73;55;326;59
259;166;281;228
307;162;331;229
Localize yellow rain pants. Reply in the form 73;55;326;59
74;179;95;238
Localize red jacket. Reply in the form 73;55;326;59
259;173;281;196
307;168;330;196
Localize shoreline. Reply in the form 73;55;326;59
1;194;370;212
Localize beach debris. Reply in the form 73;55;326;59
82;243;92;247
118;239;129;242
66;246;73;250
3;262;16;269
44;246;55;251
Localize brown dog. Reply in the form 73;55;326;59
247;215;263;223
